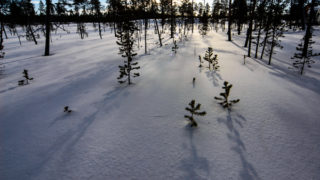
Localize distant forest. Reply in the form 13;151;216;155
0;0;319;74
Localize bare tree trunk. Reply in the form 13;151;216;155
227;0;232;41
154;19;162;47
247;0;257;57
192;0;194;33
28;25;38;45
44;0;51;56
145;19;147;54
170;0;174;38
255;23;262;58
268;27;276;65
260;29;269;59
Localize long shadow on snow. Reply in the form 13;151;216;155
205;70;222;87
26;111;98;179
229;40;320;96
179;127;211;180
251;56;320;96
218;110;260;180
29;73;129;178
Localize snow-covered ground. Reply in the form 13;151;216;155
1;24;320;180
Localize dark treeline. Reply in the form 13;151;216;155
2;0;318;26
0;0;319;75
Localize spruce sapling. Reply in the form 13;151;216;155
172;40;179;54
184;100;206;127
116;20;140;85
19;69;33;85
214;81;240;109
203;47;219;70
64;106;72;113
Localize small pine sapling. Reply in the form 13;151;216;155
198;55;203;67
214;81;240;109
19;69;33;85
184;100;206;127
212;54;219;70
64;106;72;113
203;47;219;70
172;40;179;54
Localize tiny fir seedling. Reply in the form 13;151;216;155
184;100;206;127
172;40;179;54
64;106;72;113
203;47;219;70
214;81;240;109
19;69;33;85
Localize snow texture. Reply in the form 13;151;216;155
1;24;320;180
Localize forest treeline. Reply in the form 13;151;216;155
1;0;318;26
0;0;319;75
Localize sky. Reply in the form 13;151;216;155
31;0;214;12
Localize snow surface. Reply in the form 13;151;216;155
1;24;320;180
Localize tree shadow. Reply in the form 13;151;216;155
179;126;211;180
28;86;129;178
205;70;222;87
27;111;98;178
218;110;260;180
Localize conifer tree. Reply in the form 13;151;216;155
245;0;257;57
203;47;219;70
39;0;46;15
233;0;247;35
266;0;286;65
116;20;140;85
90;0;102;39
214;81;240;109
184;100;206;127
291;0;319;75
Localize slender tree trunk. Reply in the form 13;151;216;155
28;25;38;45
299;0;305;30
98;21;102;39
154;19;162;47
44;0;51;56
227;0;232;41
170;0;174;38
260;29;269;59
113;22;117;36
247;0;257;57
237;21;241;35
192;0;194;33
255;23;262;58
268;27;276;65
244;26;249;47
145;18;147;54
1;22;8;39
289;0;293;29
